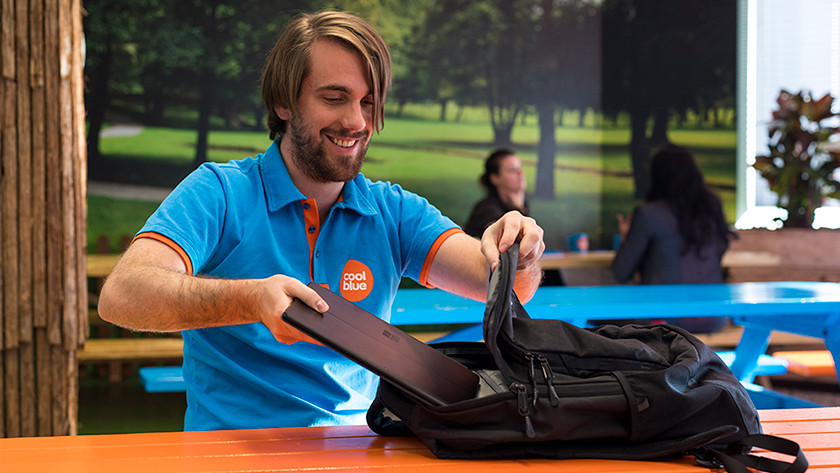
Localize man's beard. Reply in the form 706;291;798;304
286;115;368;183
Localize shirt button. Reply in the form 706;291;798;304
315;251;320;258
308;226;316;233
303;203;310;209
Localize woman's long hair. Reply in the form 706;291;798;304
645;145;735;254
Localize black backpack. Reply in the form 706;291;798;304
367;244;807;472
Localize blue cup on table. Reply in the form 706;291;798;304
566;233;589;252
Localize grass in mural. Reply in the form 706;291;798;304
89;109;736;252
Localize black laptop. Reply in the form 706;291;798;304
282;283;479;406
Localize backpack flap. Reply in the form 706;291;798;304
482;243;530;378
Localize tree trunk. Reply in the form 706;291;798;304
493;123;514;148
649;106;670;148
535;100;557;200
193;71;214;167
84;38;112;164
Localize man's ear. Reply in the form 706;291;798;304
274;105;291;120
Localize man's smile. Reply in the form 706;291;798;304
328;136;358;148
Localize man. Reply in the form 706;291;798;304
98;11;544;431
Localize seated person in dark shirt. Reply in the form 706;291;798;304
610;145;736;333
465;149;563;286
464;148;528;237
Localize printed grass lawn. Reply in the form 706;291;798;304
89;113;736;252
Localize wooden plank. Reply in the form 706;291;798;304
2;0;19;440
87;254;121;278
35;329;51;435
29;1;50;436
30;0;47;333
539;250;780;271
50;345;67;435
16;0;36;439
78;338;184;362
771;350;837;377
44;0;63;437
16;0;33;347
4;349;20;436
58;0;78;353
71;0;87;349
19;344;35;437
0;0;5;438
66;348;77;435
2;0;19;353
44;0;62;349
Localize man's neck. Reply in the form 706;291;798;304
279;141;343;225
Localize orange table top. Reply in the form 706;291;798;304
1;407;837;473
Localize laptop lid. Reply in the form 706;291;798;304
282;283;479;406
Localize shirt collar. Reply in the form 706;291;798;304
260;139;376;216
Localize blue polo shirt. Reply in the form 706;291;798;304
136;140;460;431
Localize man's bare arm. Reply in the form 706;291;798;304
97;238;326;344
427;211;544;303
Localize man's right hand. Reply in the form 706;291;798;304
256;275;328;345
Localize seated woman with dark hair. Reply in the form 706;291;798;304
464;148;563;286
464;148;528;237
611;145;736;333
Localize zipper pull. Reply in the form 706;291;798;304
538;355;561;407
525;353;539;406
512;383;536;438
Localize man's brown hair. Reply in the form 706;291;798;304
261;11;392;140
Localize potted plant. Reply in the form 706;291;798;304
753;89;840;228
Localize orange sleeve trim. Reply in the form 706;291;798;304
133;232;194;275
418;228;463;288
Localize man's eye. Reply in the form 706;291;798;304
325;96;343;103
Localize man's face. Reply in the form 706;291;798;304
276;39;375;183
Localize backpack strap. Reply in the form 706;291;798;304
694;434;808;473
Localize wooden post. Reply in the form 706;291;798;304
0;0;86;437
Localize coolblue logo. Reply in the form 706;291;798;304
340;260;373;301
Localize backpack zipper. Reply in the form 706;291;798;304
525;353;539;406
537;354;561;406
511;383;536;438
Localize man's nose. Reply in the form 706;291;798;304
341;102;368;132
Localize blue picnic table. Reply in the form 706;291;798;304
142;281;840;408
393;281;840;379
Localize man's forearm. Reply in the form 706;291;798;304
98;264;260;332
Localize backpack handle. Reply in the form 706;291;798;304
483;242;519;350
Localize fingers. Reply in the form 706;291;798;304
259;275;329;345
481;211;545;271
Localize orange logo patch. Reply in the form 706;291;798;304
340;260;373;302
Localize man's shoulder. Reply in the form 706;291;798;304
354;174;415;199
198;155;261;175
190;156;265;190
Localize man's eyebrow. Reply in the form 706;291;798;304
315;84;373;95
315;84;350;93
